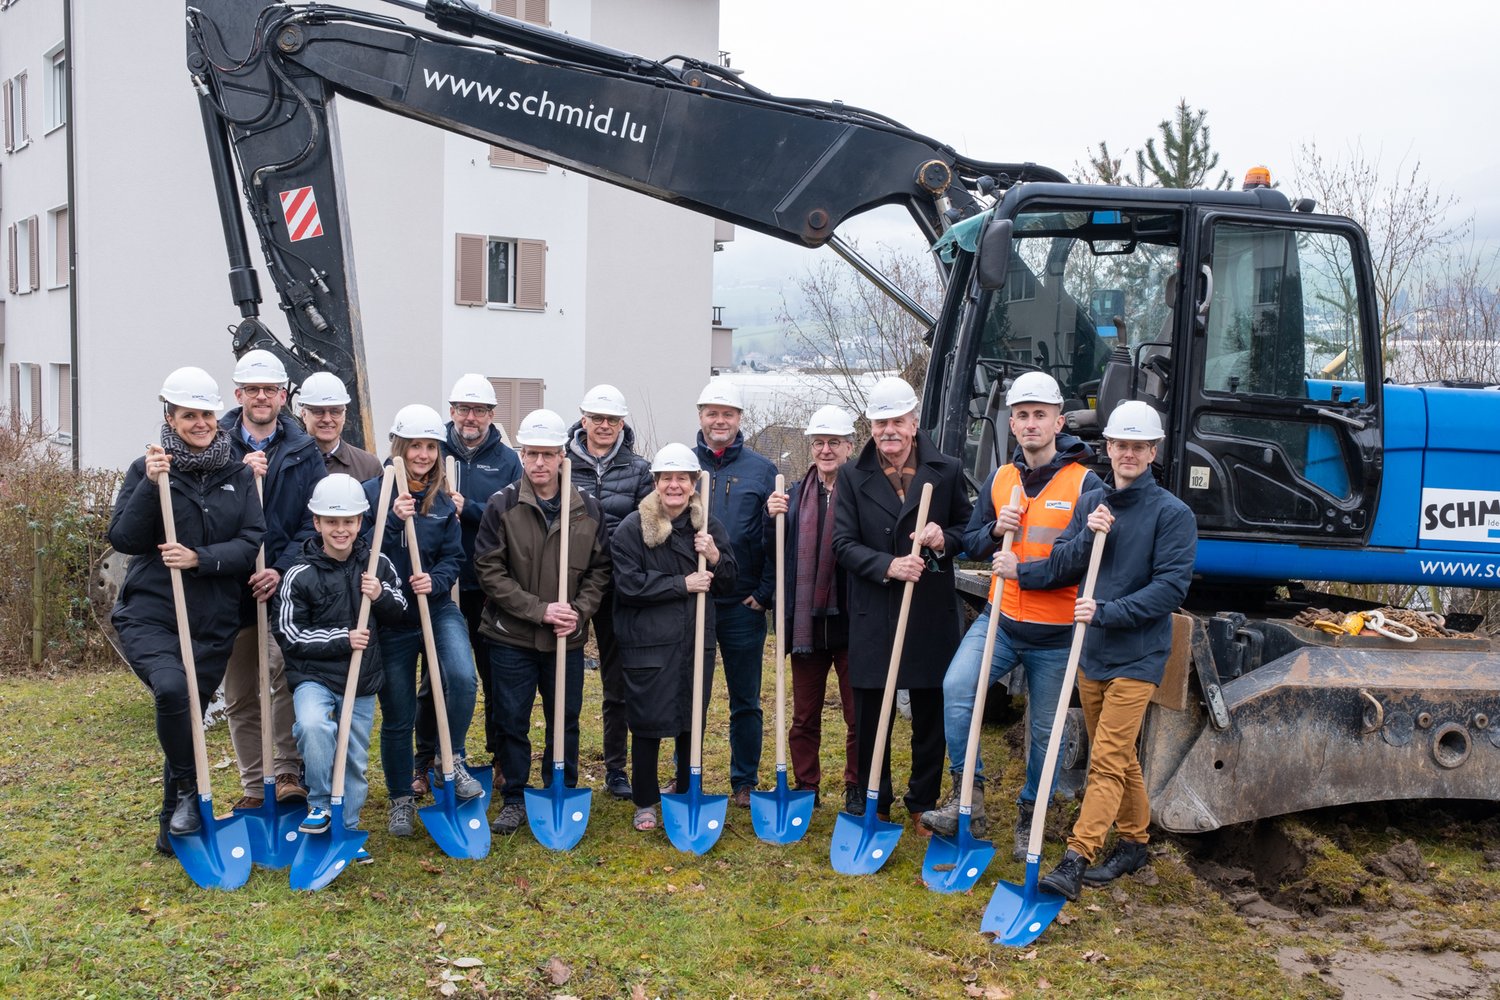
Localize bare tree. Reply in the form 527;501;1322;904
1388;248;1500;385
1292;142;1469;361
778;241;942;414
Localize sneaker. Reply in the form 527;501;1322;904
299;808;332;834
432;759;483;801
169;781;201;836
491;801;526;836
388;796;416;837
275;772;309;802
1082;839;1150;886
1039;849;1087;902
231;795;264;812
605;770;633;800
921;780;986;838
354;847;373;865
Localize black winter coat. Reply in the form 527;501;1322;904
565;421;652;537
442;423;523;592
220;409;326;574
694;431;777;608
833;433;973;689
272;535;408;697
1017;474;1197;684
764;469;849;653
612;493;738;738
109;457;265;660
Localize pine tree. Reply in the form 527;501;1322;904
1135;99;1232;190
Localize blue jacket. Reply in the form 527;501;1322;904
1017;474;1197;684
361;465;464;630
694;431;777;608
219;408;327;576
441;422;522;592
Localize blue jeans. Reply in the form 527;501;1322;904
489;642;584;804
292;682;376;830
377;601;479;800
941;607;1070;806
716;599;766;792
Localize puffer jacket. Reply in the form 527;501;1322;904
565;421;653;536
220;408;326;574
442;422;522;592
272;535;407;697
361;464;463;630
108;456;265;654
474;477;612;652
1016;473;1197;685
693;430;776;608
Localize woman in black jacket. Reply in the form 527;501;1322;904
611;443;737;832
109;367;264;852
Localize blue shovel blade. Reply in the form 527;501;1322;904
749;772;816;845
830;798;902;875
525;764;592;851
981;855;1067;947
660;773;727;855
921;812;996;894
168;797;253;890
235;779;304;870
289;803;368;891
420;773;492;860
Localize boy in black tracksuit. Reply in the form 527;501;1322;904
273;476;407;840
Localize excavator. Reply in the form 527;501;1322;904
186;0;1500;834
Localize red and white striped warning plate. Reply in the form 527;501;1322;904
279;186;324;242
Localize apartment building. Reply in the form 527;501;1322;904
0;0;723;469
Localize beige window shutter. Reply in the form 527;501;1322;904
515;238;546;310
454;232;486;305
488;145;517;168
18;73;27;144
488;376;516;438
8;364;18;422
2;79;11;151
518;377;545;414
27;216;39;290
6;224;16;295
519;154;548;171
57;364;72;435
492;0;519;17
29;364;42;422
54;208;68;286
524;0;550;26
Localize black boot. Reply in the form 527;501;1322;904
1012;801;1034;862
1082;839;1150;886
168;780;201;836
1038;849;1087;902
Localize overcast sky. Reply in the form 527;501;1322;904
713;0;1500;324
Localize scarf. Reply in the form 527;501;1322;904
792;469;839;654
160;422;234;475
878;448;916;503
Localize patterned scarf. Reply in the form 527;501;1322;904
878;448;917;503
792;468;839;654
160;422;234;475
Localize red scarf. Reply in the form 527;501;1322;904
792;468;838;653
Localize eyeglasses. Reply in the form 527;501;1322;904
584;413;624;425
521;449;560;463
810;438;848;453
238;385;283;398
302;406;345;418
452;404;492;417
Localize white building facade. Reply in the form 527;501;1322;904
0;0;722;471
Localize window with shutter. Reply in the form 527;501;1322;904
55;363;71;436
525;0;550;26
7;363;18;428
517;377;545;414
515;238;546;310
17;73;27;146
2;78;11;151
51;207;68;286
488;145;547;173
486;376;545;439
6;224;15;294
27;215;39;291
29;363;41;422
454;232;486;305
492;0;518;17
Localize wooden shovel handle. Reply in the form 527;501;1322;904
393;456;457;777
865;481;934;797
445;457;460;603
552;459;572;766
157;471;212;799
773;474;787;770
689;471;709;770
332;464;396;799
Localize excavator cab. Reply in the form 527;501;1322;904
938;183;1382;557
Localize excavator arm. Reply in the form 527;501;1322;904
186;0;1064;444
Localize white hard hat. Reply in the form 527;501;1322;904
1103;400;1165;441
232;349;289;386
307;474;370;516
650;442;702;474
449;373;497;407
696;379;743;410
863;376;918;420
1005;371;1064;407
579;383;629;417
514;408;569;448
389;403;447;442
804;405;856;437
159;366;225;412
298;371;351;407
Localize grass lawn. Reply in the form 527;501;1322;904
0;661;1337;999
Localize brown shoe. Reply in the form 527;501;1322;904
274;773;308;802
732;786;753;808
411;767;431;798
910;811;934;839
230;795;263;813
